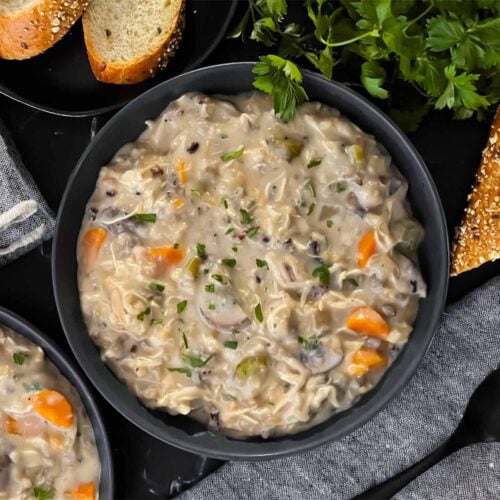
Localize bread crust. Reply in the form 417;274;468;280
83;0;185;85
450;107;500;276
0;0;89;60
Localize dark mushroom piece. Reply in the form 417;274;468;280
299;334;344;374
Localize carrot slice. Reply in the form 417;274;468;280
173;198;185;208
147;246;185;267
31;390;73;428
351;348;388;376
82;227;107;273
346;306;390;337
178;160;188;185
66;482;96;500
353;348;387;368
358;229;376;268
5;416;18;434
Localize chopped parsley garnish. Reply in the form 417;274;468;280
221;197;229;209
211;274;225;284
307;158;322;169
255;303;264;323
232;246;238;252
312;263;330;286
190;188;203;198
13;352;27;365
137;306;151;321
208;304;216;311
240;208;252;224
225;227;235;235
23;382;42;392
182;354;213;368
306;181;316;198
298;335;320;350
182;332;189;349
307;203;315;215
336;182;346;193
346;278;359;287
256;259;268;269
177;300;188;314
148;282;165;293
173;242;180;249
222;258;237;268
224;340;238;349
220;148;244;161
132;213;157;223
326;220;334;228
168;367;192;377
153;319;164;325
247;227;259;238
196;243;206;259
33;487;54;500
205;284;215;293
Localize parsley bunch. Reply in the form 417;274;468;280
229;0;500;130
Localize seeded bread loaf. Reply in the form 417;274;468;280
451;107;500;276
82;0;185;85
0;0;89;60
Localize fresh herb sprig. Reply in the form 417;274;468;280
231;0;500;130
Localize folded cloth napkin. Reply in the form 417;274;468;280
180;275;500;500
0;118;55;267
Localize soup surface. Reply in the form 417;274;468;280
78;92;426;438
0;325;100;499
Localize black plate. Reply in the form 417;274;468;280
52;62;449;461
0;0;237;117
0;307;114;499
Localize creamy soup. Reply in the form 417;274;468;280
0;325;100;499
78;92;426;438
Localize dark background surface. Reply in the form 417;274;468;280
0;2;499;499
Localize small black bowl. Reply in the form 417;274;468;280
53;62;448;461
0;307;114;498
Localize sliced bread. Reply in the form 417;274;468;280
82;0;185;85
0;0;89;60
451;107;500;276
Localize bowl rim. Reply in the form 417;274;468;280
53;61;449;460
0;307;114;498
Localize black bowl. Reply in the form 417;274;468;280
0;307;114;497
53;62;448;460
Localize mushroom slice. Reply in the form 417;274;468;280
198;282;248;333
299;334;344;374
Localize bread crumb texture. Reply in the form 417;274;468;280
0;0;89;59
451;107;500;276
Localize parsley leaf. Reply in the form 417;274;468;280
220;148;244;162
177;300;188;314
253;55;308;122
13;352;27;365
33;487;54;500
312;263;330;286
224;340;238;349
361;61;389;99
222;258;237;268
255;303;264;323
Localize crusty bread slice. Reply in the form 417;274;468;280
82;0;185;85
0;0;89;60
451;107;500;276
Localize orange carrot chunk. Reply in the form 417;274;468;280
147;246;185;267
178;160;188;185
4;415;18;435
31;390;73;428
351;348;388;376
346;306;390;337
66;482;96;500
358;229;376;268
82;227;107;273
353;348;388;368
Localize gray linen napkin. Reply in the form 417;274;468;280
0;118;55;266
180;275;500;500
